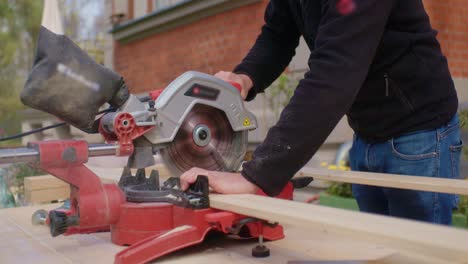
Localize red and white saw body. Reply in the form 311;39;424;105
98;71;258;175
0;71;315;264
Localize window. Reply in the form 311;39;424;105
134;1;148;18
153;0;187;12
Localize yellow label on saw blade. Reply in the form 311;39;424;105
243;117;251;126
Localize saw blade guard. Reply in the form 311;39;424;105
139;71;257;146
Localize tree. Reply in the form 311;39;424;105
0;0;43;141
0;0;106;143
0;1;43;94
58;0;105;63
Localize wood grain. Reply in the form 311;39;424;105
24;175;70;203
24;175;68;191
210;194;468;263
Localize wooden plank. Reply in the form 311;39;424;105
24;175;68;191
210;194;468;263
24;175;70;203
298;168;468;195
25;186;70;204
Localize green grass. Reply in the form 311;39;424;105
319;192;359;211
0;138;22;148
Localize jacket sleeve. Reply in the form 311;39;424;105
233;0;301;101
241;0;395;196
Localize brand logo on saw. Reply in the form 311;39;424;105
185;84;220;101
57;63;100;91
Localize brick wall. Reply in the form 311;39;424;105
423;0;468;78
114;1;268;94
114;0;468;93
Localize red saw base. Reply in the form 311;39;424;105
31;140;294;264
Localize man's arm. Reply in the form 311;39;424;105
232;0;301;101
180;1;300;193
242;0;395;196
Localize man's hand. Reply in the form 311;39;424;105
180;167;259;194
215;71;253;100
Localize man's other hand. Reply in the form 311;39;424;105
214;71;253;100
180;167;259;194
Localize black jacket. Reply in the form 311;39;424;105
234;0;458;196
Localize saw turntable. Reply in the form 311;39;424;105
0;27;313;263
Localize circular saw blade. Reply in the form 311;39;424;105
159;104;247;176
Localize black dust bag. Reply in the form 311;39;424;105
21;26;129;133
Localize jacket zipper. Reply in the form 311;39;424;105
383;73;415;112
384;73;390;97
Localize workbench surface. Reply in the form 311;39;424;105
0;203;401;264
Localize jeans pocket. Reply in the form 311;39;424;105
390;130;438;161
450;140;463;178
439;114;460;139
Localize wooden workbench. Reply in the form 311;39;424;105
4;159;467;263
0;203;419;264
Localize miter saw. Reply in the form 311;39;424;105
0;26;313;263
100;69;256;175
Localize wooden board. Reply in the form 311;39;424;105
210;194;468;263
24;175;70;203
298;168;468;195
25;187;70;204
24;175;68;190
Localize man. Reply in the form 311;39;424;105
181;0;463;225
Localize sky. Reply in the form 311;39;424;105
78;1;104;38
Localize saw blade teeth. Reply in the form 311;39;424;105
118;166;134;188
149;170;160;189
136;168;146;183
121;166;132;177
159;104;247;176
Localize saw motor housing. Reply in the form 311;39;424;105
99;71;258;174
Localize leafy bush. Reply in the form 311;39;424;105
456;110;468;216
0;169;15;208
460;110;468;161
3;163;46;206
457;195;468;215
326;181;353;198
265;74;296;119
460;110;468;130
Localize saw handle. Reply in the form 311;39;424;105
228;81;242;93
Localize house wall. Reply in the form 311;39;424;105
113;1;267;93
107;0;468;166
423;0;468;103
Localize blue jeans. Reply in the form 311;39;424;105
350;115;463;225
